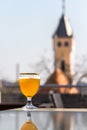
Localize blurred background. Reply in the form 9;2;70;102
0;0;87;109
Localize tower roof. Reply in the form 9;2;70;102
53;14;73;38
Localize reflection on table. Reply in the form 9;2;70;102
0;109;87;130
20;111;38;130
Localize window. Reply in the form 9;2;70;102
57;42;62;47
64;41;69;47
61;60;65;72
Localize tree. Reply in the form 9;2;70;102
74;55;87;84
29;54;54;84
29;53;87;85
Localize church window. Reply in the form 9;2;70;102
57;42;62;47
61;60;65;72
64;41;69;47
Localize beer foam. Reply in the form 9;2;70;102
19;75;40;79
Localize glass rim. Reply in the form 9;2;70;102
19;73;40;79
19;72;39;75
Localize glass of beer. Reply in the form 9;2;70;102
19;73;40;110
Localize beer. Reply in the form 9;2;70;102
21;120;38;130
19;78;40;97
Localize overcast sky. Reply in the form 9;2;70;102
0;0;87;81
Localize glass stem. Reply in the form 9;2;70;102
27;97;32;106
27;111;31;121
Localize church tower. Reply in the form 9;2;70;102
53;0;75;84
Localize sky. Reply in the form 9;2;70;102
0;0;87;82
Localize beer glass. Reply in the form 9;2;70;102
19;73;40;110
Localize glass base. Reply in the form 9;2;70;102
21;97;37;111
22;104;37;111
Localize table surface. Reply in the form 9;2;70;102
0;108;87;130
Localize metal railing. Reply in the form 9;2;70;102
40;84;87;95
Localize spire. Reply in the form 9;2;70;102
53;0;73;38
62;0;65;15
53;15;73;38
